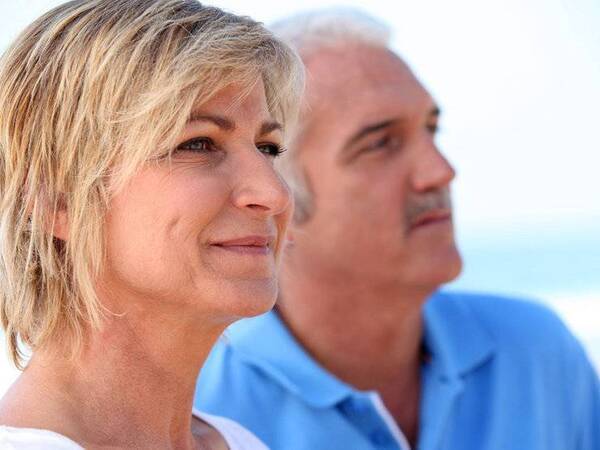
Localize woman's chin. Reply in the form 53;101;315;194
212;278;279;319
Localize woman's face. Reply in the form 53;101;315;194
99;82;292;322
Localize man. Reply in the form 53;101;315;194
194;9;600;450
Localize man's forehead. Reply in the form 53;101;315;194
294;45;437;155
300;43;435;132
306;45;415;90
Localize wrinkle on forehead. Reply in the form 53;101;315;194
190;81;276;131
294;44;436;158
303;43;424;105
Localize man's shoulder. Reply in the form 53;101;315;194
433;290;565;327
431;290;582;359
197;334;290;409
198;338;271;388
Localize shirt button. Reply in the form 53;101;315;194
369;429;392;446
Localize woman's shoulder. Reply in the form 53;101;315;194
193;409;269;450
0;426;83;449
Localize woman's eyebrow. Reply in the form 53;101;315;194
186;115;282;136
187;113;235;131
259;121;283;136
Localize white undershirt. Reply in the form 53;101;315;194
368;391;412;450
0;409;268;450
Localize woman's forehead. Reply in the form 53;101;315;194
188;82;278;128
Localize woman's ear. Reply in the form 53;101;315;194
52;209;69;241
46;194;69;241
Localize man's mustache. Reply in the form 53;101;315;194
405;189;453;227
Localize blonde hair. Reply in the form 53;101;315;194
0;0;304;368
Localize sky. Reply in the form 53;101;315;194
0;0;598;383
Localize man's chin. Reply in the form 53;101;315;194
414;248;463;289
444;257;463;284
438;250;463;284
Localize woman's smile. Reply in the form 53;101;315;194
210;235;276;256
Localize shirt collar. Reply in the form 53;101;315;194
423;291;495;379
225;291;495;406
225;309;354;408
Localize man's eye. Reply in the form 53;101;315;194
176;137;214;153
426;123;439;135
372;135;391;150
257;142;286;158
364;135;398;152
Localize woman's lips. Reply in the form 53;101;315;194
210;235;274;255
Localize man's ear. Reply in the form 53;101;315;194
286;229;295;246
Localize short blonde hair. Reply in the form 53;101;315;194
0;0;304;368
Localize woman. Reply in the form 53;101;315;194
0;0;303;448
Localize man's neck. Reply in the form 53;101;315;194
278;266;435;446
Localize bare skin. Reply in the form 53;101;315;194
278;42;462;447
0;312;228;449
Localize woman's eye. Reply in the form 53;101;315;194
175;137;214;153
257;142;286;158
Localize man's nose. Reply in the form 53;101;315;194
231;150;292;218
410;139;456;192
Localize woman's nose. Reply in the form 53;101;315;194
230;150;292;218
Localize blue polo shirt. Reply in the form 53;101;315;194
195;292;600;449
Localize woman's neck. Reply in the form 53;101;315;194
0;308;229;449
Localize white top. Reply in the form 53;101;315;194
194;409;268;450
0;409;268;450
0;426;80;450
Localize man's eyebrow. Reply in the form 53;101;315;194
345;107;440;147
186;113;235;131
345;119;395;148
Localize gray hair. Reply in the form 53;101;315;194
271;8;392;222
270;7;392;57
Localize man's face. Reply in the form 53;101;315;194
288;44;462;292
